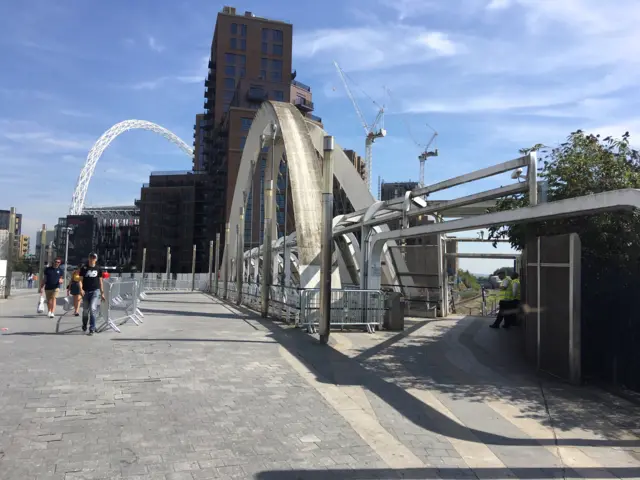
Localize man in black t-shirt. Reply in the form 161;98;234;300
39;257;64;318
79;253;105;335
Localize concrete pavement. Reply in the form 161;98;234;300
0;292;639;479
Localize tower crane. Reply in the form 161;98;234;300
333;61;386;196
404;121;438;187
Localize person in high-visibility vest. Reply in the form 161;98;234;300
490;271;520;329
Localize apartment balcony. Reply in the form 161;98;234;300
294;97;314;112
204;99;212;110
292;79;311;92
205;78;211;88
246;88;268;103
307;114;322;124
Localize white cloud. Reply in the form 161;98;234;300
0;119;92;152
60;109;93;118
487;0;511;9
294;25;462;72
147;36;165;53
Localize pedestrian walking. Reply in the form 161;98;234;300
66;268;83;316
27;272;34;289
79;253;105;335
39;257;64;318
490;271;520;329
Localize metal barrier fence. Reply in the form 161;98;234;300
97;280;144;333
213;283;384;333
299;289;385;333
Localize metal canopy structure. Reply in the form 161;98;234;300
82;205;139;220
69;120;193;216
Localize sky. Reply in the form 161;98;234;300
1;0;639;274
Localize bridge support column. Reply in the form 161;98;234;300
214;233;220;296
236;205;244;306
319;136;335;344
261;125;278;317
223;224;230;299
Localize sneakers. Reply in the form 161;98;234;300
47;312;54;319
87;330;94;336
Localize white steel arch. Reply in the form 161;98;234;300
69;120;193;215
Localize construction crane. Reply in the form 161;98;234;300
417;124;438;187
403;121;438;188
333;61;386;195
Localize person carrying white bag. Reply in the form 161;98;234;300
39;257;65;318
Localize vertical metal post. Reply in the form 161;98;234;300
214;233;220;296
165;246;171;284
4;208;16;298
261;125;277;317
436;233;444;317
191;244;197;291
441;235;449;317
38;224;46;288
319;136;335;344
63;224;70;286
223;223;230;299
282;161;289;293
208;240;214;293
141;247;147;277
47;241;54;265
236;205;244;305
528;151;538;206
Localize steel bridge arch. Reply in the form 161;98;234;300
69;120;193;215
222;101;409;291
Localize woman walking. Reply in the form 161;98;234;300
66;268;83;316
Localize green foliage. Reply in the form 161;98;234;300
492;266;515;277
487;130;640;261
457;269;480;290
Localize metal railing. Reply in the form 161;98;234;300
213;283;385;333
97;279;144;333
299;289;385;333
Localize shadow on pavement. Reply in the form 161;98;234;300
219;298;640;449
139;308;244;319
254;466;640;479
111;338;277;344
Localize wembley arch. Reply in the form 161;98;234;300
69;120;193;215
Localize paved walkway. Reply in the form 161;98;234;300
0;292;639;479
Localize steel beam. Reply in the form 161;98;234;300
367;189;640;291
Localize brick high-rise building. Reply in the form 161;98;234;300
202;6;321;250
0;209;22;259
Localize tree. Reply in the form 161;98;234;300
492;266;515;277
487;130;640;261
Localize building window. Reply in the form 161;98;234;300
273;90;284;101
261;42;267;54
273;29;283;42
271;59;282;70
223;90;234;100
240;136;247;149
240;39;246;51
237;54;246;65
270;70;281;82
225;53;235;64
262;28;269;41
240;24;247;37
259;70;266;79
231;23;238;35
272;44;283;56
261;58;268;69
241;118;252;131
230;38;237;49
224;78;235;89
239;67;245;78
225;65;235;76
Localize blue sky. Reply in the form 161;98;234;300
1;0;638;273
